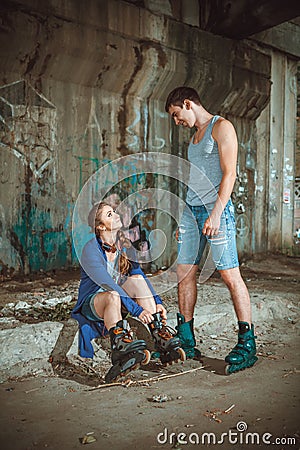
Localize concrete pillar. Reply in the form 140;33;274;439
255;105;270;253
282;58;297;252
268;52;297;252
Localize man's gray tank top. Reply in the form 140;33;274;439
186;115;222;206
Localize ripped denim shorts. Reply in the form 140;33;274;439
177;199;239;270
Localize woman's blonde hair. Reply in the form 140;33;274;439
89;202;132;276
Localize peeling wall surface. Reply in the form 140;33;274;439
0;0;298;275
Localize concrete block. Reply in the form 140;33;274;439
67;330;110;365
108;0;140;38
139;8;167;43
167;285;298;338
0;322;63;382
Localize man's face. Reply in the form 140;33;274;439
168;102;194;128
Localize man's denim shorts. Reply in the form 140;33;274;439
177;199;239;270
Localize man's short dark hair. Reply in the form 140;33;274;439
165;86;201;112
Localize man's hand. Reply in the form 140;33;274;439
156;303;167;320
202;213;221;237
138;309;154;324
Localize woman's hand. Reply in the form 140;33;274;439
156;303;167;320
138;309;154;325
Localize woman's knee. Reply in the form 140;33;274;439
106;290;121;304
128;274;144;281
123;274;146;291
94;291;120;310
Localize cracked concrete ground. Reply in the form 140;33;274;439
0;254;299;450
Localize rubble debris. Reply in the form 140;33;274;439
0;296;76;323
282;368;300;378
204;404;236;423
148;394;173;403
80;432;97;444
203;409;223;423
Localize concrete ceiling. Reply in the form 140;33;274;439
198;0;300;39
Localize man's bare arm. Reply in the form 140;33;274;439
202;119;238;236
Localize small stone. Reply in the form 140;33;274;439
81;432;97;444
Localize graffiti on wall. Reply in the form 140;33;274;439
232;170;250;240
232;133;257;245
64;95;175;271
66;96;170;261
0;81;258;274
0;80;69;274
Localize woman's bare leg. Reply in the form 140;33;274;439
93;291;122;330
122;274;156;314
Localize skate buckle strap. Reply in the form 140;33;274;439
121;330;134;343
159;324;178;340
158;328;173;340
113;327;133;343
113;327;125;336
231;343;251;354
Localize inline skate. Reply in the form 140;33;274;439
225;321;258;374
176;313;202;360
149;313;186;365
105;319;151;383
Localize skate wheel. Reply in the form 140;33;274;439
141;349;151;365
177;347;186;362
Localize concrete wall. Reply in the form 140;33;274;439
0;0;298;275
293;65;300;248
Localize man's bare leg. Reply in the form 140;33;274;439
177;264;198;321
176;264;201;359
219;267;257;373
219;267;251;324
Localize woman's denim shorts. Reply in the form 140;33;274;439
81;289;106;322
177;199;239;270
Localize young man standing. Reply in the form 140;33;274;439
165;86;257;373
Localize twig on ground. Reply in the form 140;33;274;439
89;366;206;390
224;404;235;413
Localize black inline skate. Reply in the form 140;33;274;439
105;319;151;383
225;321;258;374
149;313;186;365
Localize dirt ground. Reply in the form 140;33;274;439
0;254;299;450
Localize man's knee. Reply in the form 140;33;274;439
220;267;242;287
177;264;197;283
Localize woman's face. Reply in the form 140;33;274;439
99;205;122;232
